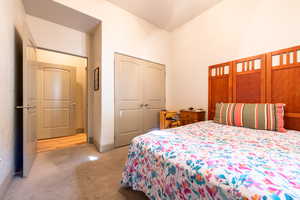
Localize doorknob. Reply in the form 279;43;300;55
16;105;36;110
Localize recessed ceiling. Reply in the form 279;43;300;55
23;0;100;33
106;0;222;31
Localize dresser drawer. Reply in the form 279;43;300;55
180;110;205;125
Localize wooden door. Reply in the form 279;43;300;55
37;62;76;139
20;39;38;177
115;54;143;147
142;62;165;133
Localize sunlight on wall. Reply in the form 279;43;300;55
36;49;87;67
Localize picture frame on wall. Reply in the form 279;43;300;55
94;67;99;91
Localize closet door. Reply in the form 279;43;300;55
142;62;166;133
115;54;166;147
115;54;143;147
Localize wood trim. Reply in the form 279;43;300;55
261;54;266;103
228;61;233;102
266;52;272;103
285;113;300;118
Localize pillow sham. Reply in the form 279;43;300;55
214;103;286;132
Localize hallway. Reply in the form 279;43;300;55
4;145;147;200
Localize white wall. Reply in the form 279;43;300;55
169;0;300;112
89;25;102;150
36;49;87;67
26;15;89;57
0;0;27;197
54;0;172;150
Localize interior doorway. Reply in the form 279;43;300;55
35;48;88;152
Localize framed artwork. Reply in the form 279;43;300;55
94;67;99;91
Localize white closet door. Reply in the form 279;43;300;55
142;62;166;133
115;54;165;147
115;54;143;147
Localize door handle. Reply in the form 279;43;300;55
144;104;149;107
16;105;36;110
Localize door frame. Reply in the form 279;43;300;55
35;47;91;143
114;52;166;147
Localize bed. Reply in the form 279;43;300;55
121;121;300;200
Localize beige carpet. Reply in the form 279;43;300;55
4;144;148;200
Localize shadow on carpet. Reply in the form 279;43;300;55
75;147;148;200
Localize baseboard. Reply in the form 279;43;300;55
100;144;114;152
88;137;94;144
76;128;85;133
0;170;13;200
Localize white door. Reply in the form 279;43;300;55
115;54;165;147
37;63;76;139
115;55;143;147
142;62;165;133
20;39;38;177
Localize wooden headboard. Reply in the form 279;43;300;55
266;46;300;130
208;62;232;120
208;45;300;131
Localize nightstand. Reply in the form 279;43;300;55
180;110;205;125
160;111;180;129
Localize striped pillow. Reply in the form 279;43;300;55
214;103;235;125
214;103;286;132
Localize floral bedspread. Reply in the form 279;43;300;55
121;121;300;200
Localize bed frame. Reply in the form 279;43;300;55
208;45;300;131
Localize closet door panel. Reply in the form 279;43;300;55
115;54;143;147
142;62;165;133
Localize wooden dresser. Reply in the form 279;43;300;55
180;110;206;125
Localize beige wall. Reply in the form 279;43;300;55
26;15;89;57
0;0;27;196
36;49;87;132
54;0;172;150
88;25;102;150
169;0;300;113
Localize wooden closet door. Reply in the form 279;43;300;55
142;61;166;133
114;54;143;147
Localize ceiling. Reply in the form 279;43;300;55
23;0;100;33
106;0;222;31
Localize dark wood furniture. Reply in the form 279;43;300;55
160;111;180;129
208;45;300;131
180;110;205;126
